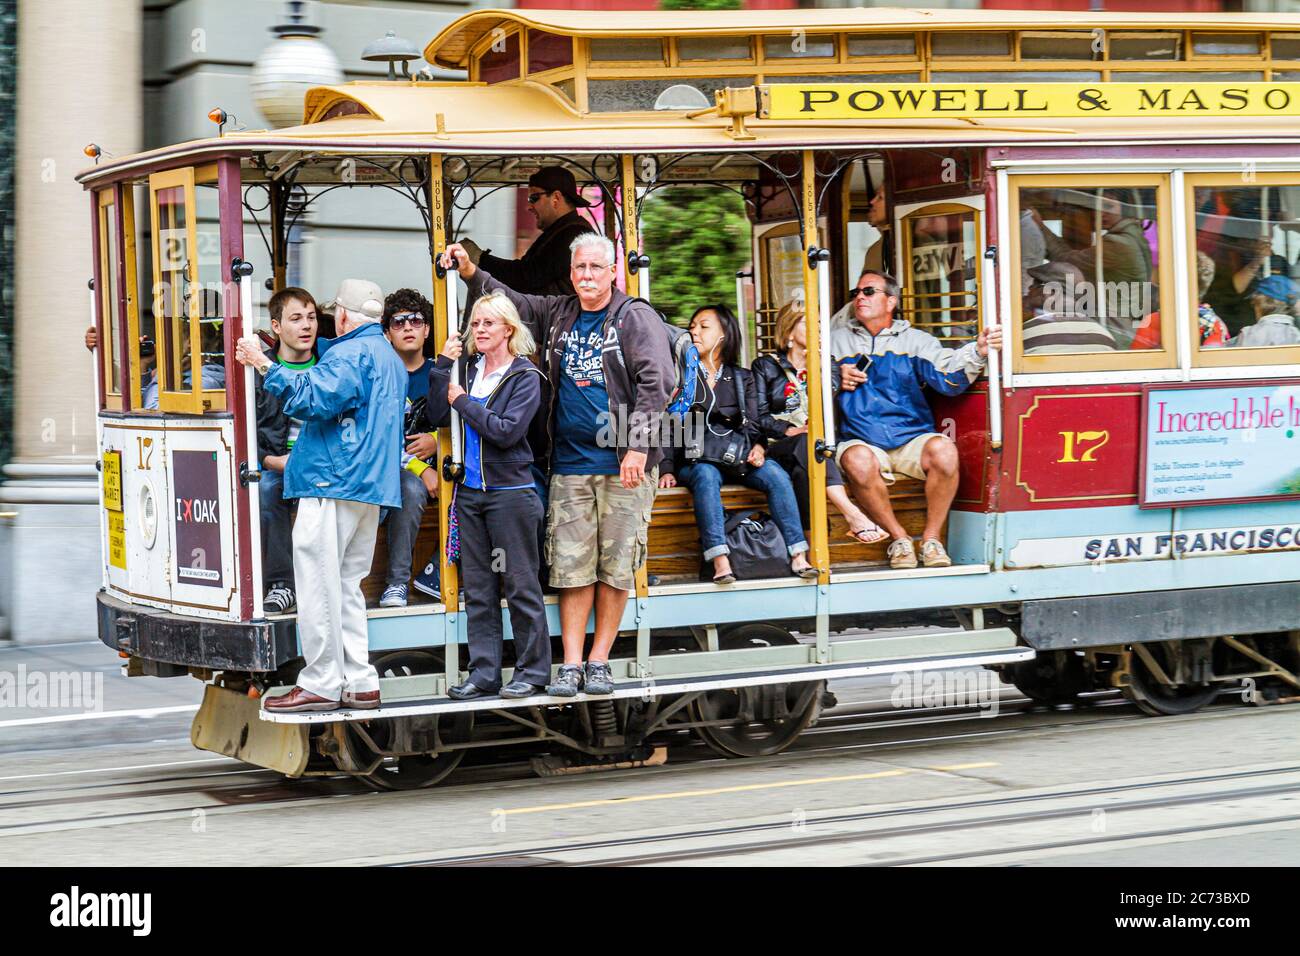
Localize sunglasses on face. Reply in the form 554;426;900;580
386;312;426;329
850;286;887;299
526;191;554;205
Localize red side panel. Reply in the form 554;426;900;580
1000;384;1144;512
218;158;254;620
931;385;992;510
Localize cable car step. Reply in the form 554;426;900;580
259;639;1033;725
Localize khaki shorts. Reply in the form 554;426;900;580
545;469;658;591
835;433;946;485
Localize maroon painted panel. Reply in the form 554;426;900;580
218;158;255;620
931;385;991;510
1001;384;1144;512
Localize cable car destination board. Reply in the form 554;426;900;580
763;83;1300;121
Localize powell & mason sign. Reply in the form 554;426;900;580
763;83;1300;121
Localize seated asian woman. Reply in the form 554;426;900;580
659;304;818;585
753;300;887;546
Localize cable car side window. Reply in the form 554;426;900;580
1009;174;1175;374
95;189;123;409
899;203;981;350
1185;173;1300;369
147;166;225;414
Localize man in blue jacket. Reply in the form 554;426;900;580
831;270;1001;571
236;279;406;713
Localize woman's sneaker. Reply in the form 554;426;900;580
584;660;615;695
264;583;296;614
412;561;441;600
887;538;918;570
546;665;584;698
379;584;408;608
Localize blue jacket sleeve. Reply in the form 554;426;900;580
263;349;366;420
911;335;984;397
451;369;541;449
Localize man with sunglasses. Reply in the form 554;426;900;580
831;271;1001;570
456;167;594;296
378;289;440;608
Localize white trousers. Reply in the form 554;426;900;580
292;497;381;700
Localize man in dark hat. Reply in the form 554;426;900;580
458;166;595;296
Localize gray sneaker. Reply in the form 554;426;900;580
546;664;584;698
379;584;408;608
584;660;614;695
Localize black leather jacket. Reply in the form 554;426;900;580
752;352;807;444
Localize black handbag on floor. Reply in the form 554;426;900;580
700;510;790;581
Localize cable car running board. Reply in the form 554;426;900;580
260;640;1033;724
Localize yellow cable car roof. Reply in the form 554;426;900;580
424;7;1300;69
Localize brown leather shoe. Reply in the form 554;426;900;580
264;686;339;713
342;689;381;710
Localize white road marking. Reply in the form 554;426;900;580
0;756;231;782
0;704;199;728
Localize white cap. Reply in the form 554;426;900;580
322;278;384;321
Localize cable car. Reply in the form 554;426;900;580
80;8;1300;789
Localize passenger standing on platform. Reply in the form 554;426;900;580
377;289;439;609
236;279;406;713
426;292;551;699
439;233;674;698
832;270;1000;571
456;167;595;296
257;287;327;614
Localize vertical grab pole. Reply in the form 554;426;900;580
444;265;463;471
800;150;832;587
800;150;832;666
982;248;1003;449
735;270;751;366
235;260;264;614
429;153;461;690
621;153;652;676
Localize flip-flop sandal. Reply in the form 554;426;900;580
712;571;737;585
847;527;889;545
793;564;820;579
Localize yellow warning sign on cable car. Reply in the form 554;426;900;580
108;511;127;571
764;83;1300;121
102;450;122;513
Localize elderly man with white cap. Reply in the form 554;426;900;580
236;279;407;712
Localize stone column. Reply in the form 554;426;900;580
0;0;140;642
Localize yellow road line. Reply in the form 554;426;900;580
501;761;1000;816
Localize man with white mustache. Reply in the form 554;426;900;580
441;233;673;698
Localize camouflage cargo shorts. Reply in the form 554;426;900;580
545;469;659;591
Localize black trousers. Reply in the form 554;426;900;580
456;485;552;689
767;434;846;527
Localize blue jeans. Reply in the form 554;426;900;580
259;469;294;587
676;460;809;561
380;469;430;587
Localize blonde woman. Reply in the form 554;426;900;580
752;299;887;545
426;292;552;700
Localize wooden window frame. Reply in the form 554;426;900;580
1008;172;1177;375
1183;171;1300;370
148;164;221;415
898;201;983;348
96;189;123;411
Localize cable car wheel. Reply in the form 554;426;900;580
1008;651;1090;707
687;625;824;758
343;650;473;791
1121;640;1220;717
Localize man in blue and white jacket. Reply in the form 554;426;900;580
831;270;1001;571
236;279;406;713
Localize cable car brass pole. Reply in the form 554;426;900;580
800;150;831;589
429;152;460;631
